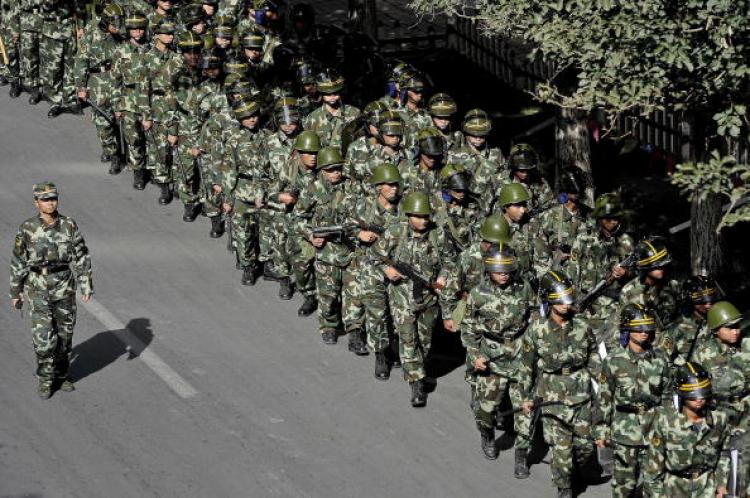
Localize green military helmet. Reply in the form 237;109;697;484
177;31;204;51
508;143;539;171
241;30;265;50
707;301;743;330
539;270;576;305
379;110;404;136
683;275;721;305
674;362;712;399
498;182;530;207
224;57;249;75
440;163;470;191
364;100;389;127
275;105;302;125
417;127;446;156
402;191;432;216
592;192;624;219
400;72;426;92
125;11;148;29
33;181;58;200
225;74;257;97
635;236;672;270
180;4;204;26
232;97;261;120
317;147;344;170
462;108;492;136
213;16;234;39
153;16;177;34
428;92;457;117
199;46;224;69
316;68;345;94
620;303;658;332
370;163;401;185
484;243;518;273
294;131;321;153
100;3;125;29
479;214;510;244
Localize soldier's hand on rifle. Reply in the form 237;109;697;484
167;135;178;146
11;297;23;311
77;89;88;100
114;111;123;119
142;119;153;131
611;264;627;279
716;486;728;498
443;319;457;333
358;229;378;243
310;236;326;248
473;356;488;371
521;400;535;415
595;439;609;449
278;192;296;205
212;184;223;194
435;276;446;295
189;147;201;157
222;202;233;214
384;266;404;282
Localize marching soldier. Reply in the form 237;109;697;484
1;0;23;98
401;127;447;195
39;0;83;117
396;72;431;146
665;275;719;366
9;183;93;399
303;68;361;151
427;92;464;153
494;143;554;213
433;163;481;254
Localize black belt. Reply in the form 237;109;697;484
123;83;137;89
616;404;655;415
88;63;111;74
667;468;709;480
151;90;166;96
25;7;40;13
30;264;69;275
545;364;584;376
484;329;524;345
238;173;254;180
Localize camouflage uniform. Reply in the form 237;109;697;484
347;139;413;196
263;129;296;277
643;406;730;497
506;216;550;285
433;193;482;255
618;277;682;330
38;0;79;108
519;314;602;490
17;0;42;92
302;103;360;150
665;312;709;366
9;200;93;391
1;0;21;88
450;144;506;212
595;345;672;498
462;276;535;449
536;203;595;270
399;157;441;196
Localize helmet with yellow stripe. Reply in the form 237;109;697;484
539;271;576;305
674;362;712;399
635;236;672;270
620;303;657;333
483;244;518;274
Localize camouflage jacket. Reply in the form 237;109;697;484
73;27;122;101
569;227;635;295
10;214;93;301
302;103;361;150
594;345;671;446
141;44;181;123
198;93;234;185
220;123;270;207
344;194;400;264
266;153;317;213
400;106;432;147
692;334;750;431
265;129;295;189
440;128;465;153
643;406;730;496
111;39;150;115
399;158;441;197
461;276;535;377
493;175;555;214
450;144;506;211
536;203;595;268
165;58;203;138
440;241;484;321
186;78;225;148
433;194;482;255
507;216;550;283
346;138;414;196
664;312;709;366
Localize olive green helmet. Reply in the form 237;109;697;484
479;214;511;244
364;100;389;127
293;131;321;153
462;108;492;136
428;92;457;117
101;3;125;27
417;127;446;156
224;57;249;75
440;163;470;191
241;30;265;49
153;16;177;34
379;110;404;136
316;68;345;94
180;4;205;26
402;191;432;216
125;11;148;29
707;301;743;330
232;97;261;120
370;163;401;185
508;143;539;171
213;16;234;39
484;243;518;273
592;193;624;219
177;31;204;52
317;147;344;170
635;236;672;270
539;270;576;305
497;183;530;207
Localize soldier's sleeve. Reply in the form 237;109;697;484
586;327;603;378
292;184;316;240
218;134;238;203
437;230;457;282
642;409;667;496
254;140;271;204
370;222;398;272
69;220;93;296
110;49;124;111
714;412;730;487
9;226;29;300
518;323;538;400
439;250;466;320
460;290;484;365
593;358;614;441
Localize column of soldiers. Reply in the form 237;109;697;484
3;1;749;497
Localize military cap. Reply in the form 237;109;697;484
125;11;148;29
241;30;265;49
33;182;58;200
199;47;224;69
177;31;204;51
153;16;177;34
224;57;249;75
462;108;492;136
378;111;404;136
316;68;345;94
592;193;624;219
508;143;539;170
428;92;457;117
417;127;446;156
233;97;261;120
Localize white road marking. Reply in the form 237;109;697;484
80;297;198;399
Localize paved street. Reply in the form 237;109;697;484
0;93;609;498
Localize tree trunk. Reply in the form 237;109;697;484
555;108;594;205
689;194;723;275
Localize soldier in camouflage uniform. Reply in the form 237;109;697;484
433;163;481;255
397;72;432;147
342;163;403;378
494;143;555;214
642;362;730;498
146;0;175;35
664;276;718;366
1;0;22;97
372;191;455;407
594;304;672;498
294;147;354;344
450;109;506;213
293;57;320;117
9;183;93;399
519;271;601;498
142;16;181;205
220;97;270;285
235;0;281;67
400;127;446;195
267;130;320;317
111;12;150;189
240;28;272;88
211;15;235;56
462;245;535;475
38;0;82;117
74;3;124;174
344;100;388;181
302;68;360;151
427;92;464;153
17;0;43;104
692;301;750;497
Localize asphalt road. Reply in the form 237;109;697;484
0;92;610;498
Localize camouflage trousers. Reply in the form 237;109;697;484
646;472;718;498
231;204;259;268
0;26;20;81
290;235;315;298
171;139;200;206
315;260;344;333
542;405;595;489
474;372;531;450
610;444;647;498
258;210;287;269
196;160;221;218
389;289;439;382
119;111;145;170
86;75;118;158
19;29;40;88
28;294;76;387
342;261;391;352
145;120;172;184
20;31;75;104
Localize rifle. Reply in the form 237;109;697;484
576;253;637;312
117;115;127;157
376;254;444;301
496;396;565;418
172;144;190;188
84;98;115;126
312;222;360;239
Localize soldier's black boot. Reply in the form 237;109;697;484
410;379;427;407
38;382;52;400
28;87;41;105
263;261;281;282
480;427;498;460
47;104;64;118
514;449;530;478
100;152;111;163
0;75;7;86
297;296;317;317
557;488;572;498
182;203;199;222
9;81;22;98
133;169;146;190
374;352;390;380
241;264;258;286
209;215;224;238
347;329;368;356
321;329;337;345
158;183;173;205
390;338;402;369
278;277;293;300
109;155;121;175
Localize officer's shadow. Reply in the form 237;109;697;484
69;318;154;382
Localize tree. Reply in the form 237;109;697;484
410;0;750;273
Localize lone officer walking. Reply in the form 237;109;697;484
10;182;93;399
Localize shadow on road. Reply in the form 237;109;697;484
69;318;153;382
424;327;466;393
